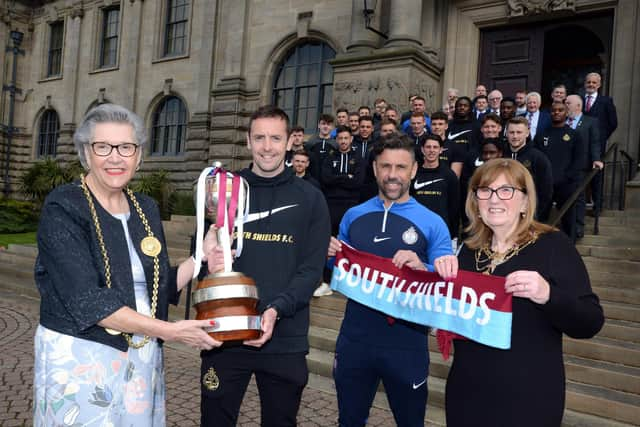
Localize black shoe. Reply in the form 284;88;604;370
576;230;584;239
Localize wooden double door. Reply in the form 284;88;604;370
478;12;614;102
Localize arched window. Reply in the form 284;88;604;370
37;109;59;157
272;41;335;133
150;96;187;155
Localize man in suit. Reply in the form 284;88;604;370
583;72;618;214
473;95;489;121
565;94;603;238
488;89;503;115
519;92;551;141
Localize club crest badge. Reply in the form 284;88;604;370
563;133;571;141
402;226;418;245
203;367;220;391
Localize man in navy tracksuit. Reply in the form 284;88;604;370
328;136;454;427
321;126;365;235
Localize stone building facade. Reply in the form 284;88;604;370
0;0;638;194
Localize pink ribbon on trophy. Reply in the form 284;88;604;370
212;166;242;236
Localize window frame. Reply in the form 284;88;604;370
98;6;121;69
46;21;65;78
271;41;336;134
150;96;188;157
37;109;60;158
162;0;190;58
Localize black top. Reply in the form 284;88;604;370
305;136;337;181
225;167;331;354
447;119;481;158
445;231;604;426
35;182;179;352
321;149;365;201
534;125;584;187
410;163;460;238
504;144;553;221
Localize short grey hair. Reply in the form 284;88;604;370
73;103;147;169
525;91;542;104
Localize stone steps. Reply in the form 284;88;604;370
564;336;640;368
307;323;640;392
583;256;640;275
584;215;640;227
306;340;638;426
593;285;640;305
579;234;640;247
577;244;640;261
566;381;640;425
598;318;640;343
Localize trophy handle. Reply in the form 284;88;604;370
194;165;248;278
193;167;215;278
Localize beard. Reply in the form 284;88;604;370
378;177;410;201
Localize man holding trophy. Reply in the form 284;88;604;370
197;106;331;427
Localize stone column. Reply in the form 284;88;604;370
63;6;83;121
385;0;423;48
346;0;381;52
122;0;143;111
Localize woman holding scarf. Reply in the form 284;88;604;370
434;159;603;426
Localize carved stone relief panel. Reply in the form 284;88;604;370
333;74;438;113
508;0;576;17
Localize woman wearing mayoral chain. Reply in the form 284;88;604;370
33;104;220;426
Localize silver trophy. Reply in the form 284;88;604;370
191;163;261;341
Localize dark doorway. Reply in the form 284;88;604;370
478;11;614;105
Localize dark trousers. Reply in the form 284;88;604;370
334;334;429;427
328;198;357;235
553;182;578;243
576;169;603;236
591;168;604;213
201;350;308;427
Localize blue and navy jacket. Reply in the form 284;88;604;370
336;196;453;349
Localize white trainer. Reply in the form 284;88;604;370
313;282;333;297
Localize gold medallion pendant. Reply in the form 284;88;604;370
203;367;220;391
141;236;162;257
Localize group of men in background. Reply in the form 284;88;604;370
291;71;617;247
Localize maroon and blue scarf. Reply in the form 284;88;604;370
331;243;511;358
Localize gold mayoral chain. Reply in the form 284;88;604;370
80;174;162;349
475;233;539;275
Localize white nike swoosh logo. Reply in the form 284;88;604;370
447;130;472;140
373;236;391;243
412;379;427;389
474;158;483;167
440;148;448;152
243;204;298;224
413;178;444;190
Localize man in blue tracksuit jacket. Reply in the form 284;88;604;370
328;135;455;427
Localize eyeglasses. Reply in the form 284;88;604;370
90;142;139;157
474;186;525;200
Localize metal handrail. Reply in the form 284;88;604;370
550;142;619;235
620;150;636;181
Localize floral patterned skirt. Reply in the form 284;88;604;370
33;325;165;427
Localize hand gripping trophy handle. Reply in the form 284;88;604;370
192;163;261;342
